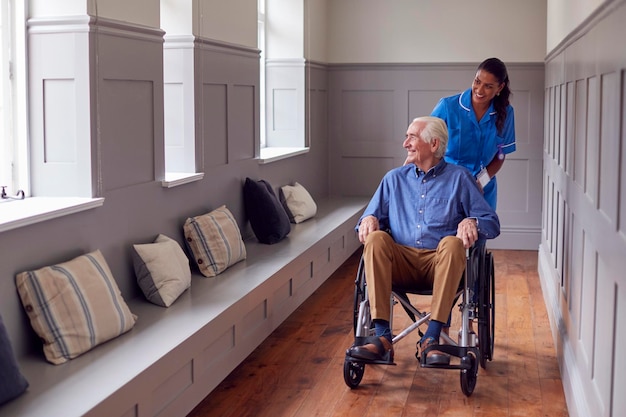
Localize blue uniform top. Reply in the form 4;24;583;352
431;87;516;209
357;160;500;250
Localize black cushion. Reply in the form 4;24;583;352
243;178;291;244
0;314;29;405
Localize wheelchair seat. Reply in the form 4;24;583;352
343;242;495;396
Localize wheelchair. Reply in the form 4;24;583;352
343;242;495;396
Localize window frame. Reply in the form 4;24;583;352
0;0;28;197
257;0;309;164
0;8;104;232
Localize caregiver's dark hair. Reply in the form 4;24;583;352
477;57;511;134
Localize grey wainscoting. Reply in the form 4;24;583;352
540;2;626;417
0;19;331;357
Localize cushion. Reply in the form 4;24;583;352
183;205;247;277
132;234;191;307
243;177;291;244
15;250;137;365
280;182;317;223
0;314;29;405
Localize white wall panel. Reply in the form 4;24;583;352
621;71;626;238
585;76;599;203
565;82;576;176
574;79;587;188
579;232;597;377
28;18;94;197
614;283;626;417
43;79;77;163
164;83;186;169
163;39;197;174
568;214;583;340
599;72;620;226
273;88;298;130
592;256;615;417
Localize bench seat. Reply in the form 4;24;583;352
1;196;368;417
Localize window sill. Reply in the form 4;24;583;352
161;172;205;188
258;147;309;164
0;197;105;233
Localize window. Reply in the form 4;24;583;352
258;0;309;163
0;0;27;197
258;0;266;148
160;0;204;188
0;4;103;233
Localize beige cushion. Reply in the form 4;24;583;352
15;250;136;365
183;205;247;277
132;234;191;307
280;182;317;223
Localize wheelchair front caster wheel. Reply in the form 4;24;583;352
459;354;478;396
343;359;365;388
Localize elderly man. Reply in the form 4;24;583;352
348;116;500;365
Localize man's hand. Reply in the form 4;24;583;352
358;215;380;243
456;218;478;248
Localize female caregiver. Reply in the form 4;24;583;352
431;57;515;210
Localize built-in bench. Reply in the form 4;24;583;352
1;196;368;417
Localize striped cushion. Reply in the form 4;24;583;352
15;250;136;365
184;205;247;277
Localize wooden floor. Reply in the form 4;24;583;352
187;248;569;417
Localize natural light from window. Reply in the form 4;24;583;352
0;1;103;233
257;0;309;164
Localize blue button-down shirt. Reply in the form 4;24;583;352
357;160;500;249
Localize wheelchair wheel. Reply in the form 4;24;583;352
343;359;365;389
478;251;495;369
459;352;478;396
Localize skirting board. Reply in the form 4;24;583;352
537;243;591;417
488;227;541;250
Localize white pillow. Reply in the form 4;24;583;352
132;234;191;307
280;182;317;224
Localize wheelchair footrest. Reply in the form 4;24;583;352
344;352;396;366
420;362;469;370
418;344;479;370
345;336;396;366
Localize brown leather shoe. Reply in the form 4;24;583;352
418;337;450;366
349;336;393;362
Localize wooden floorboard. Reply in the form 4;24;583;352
187;248;569;417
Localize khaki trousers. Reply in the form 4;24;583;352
363;231;466;323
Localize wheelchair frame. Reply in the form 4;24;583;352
343;243;495;396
